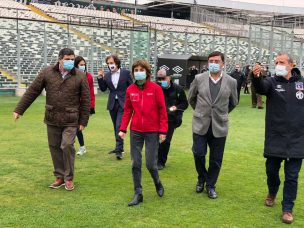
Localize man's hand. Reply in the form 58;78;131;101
253;64;262;78
159;134;166;143
98;69;105;78
169;106;177;112
118;131;126;139
13;112;21;121
79;125;85;131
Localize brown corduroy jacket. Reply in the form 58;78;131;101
14;63;91;127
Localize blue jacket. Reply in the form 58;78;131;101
98;68;133;110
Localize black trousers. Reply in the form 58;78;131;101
192;125;226;189
76;130;84;147
130;130;160;194
266;157;302;212
237;86;241;102
109;100;124;152
158;121;175;166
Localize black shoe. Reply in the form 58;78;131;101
109;149;124;155
128;194;143;206
258;106;264;109
157;164;165;170
108;150;116;154
155;181;164;197
207;188;217;199
116;151;123;160
196;182;204;193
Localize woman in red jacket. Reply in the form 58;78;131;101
118;60;168;206
74;56;96;156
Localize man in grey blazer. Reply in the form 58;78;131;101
188;51;238;199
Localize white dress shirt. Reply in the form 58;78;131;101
111;69;120;99
111;69;120;89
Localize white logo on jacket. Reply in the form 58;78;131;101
275;85;285;92
296;91;304;100
130;93;139;102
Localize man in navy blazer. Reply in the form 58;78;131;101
97;55;133;159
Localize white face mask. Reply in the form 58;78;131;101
108;64;117;72
275;65;288;77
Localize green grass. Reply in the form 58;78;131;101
0;93;303;227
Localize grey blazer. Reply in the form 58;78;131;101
188;72;238;137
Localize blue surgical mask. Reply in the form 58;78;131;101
63;60;74;71
275;65;288;77
161;81;169;88
208;63;221;73
134;71;146;81
79;65;86;72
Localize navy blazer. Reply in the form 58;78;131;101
98;68;133;110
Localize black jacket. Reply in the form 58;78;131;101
97;68;133;110
230;70;245;90
252;68;304;158
162;82;188;128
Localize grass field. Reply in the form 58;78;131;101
0;93;303;227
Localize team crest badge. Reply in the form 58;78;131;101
295;82;304;91
296;91;304;100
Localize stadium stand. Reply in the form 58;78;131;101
0;0;304;91
126;13;217;34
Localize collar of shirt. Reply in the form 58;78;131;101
209;71;223;84
59;64;69;79
111;68;120;75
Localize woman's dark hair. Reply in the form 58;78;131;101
105;54;121;69
74;56;87;72
132;60;152;80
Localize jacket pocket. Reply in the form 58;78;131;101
219;113;228;122
65;107;79;123
45;105;54;122
193;111;203;118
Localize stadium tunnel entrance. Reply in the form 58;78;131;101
157;54;207;88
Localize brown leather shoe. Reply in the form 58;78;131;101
265;194;276;207
65;180;74;191
49;178;65;189
282;212;293;224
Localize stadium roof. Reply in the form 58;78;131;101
104;0;304;14
90;1;304;27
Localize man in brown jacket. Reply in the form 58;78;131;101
13;48;90;191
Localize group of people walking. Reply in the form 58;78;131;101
13;48;303;224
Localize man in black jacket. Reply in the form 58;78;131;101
252;52;304;224
156;69;189;170
230;64;245;102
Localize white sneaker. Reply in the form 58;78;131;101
77;146;86;156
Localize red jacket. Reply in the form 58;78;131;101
120;80;168;134
87;72;95;109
